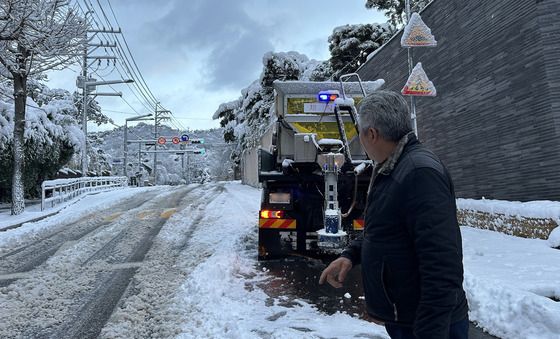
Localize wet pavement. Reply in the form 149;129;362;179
258;256;499;338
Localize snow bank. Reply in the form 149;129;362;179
457;198;560;221
0;187;163;254
547;227;560;248
462;227;560;338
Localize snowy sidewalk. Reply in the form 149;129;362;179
0;187;143;232
461;227;560;338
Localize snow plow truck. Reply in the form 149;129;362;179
257;74;384;259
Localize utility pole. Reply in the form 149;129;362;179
153;104;171;185
124;114;152;178
153;102;158;185
405;0;418;136
80;21;124;176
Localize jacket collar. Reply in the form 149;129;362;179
374;131;417;176
367;131;416;196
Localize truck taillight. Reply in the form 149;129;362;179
260;210;284;219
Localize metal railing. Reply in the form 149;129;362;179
41;176;128;211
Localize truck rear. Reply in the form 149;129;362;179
257;76;384;259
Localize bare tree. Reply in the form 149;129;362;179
0;0;86;215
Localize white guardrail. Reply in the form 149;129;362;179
41;176;128;211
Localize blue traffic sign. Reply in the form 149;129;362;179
180;134;190;142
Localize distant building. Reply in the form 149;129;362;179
358;0;560;201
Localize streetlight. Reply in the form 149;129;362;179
124;113;153;179
80;78;134;177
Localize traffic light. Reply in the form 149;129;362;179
190;138;204;144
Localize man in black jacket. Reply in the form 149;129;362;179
319;90;468;339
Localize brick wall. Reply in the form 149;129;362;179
358;0;560;201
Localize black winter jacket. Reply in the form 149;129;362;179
341;135;468;339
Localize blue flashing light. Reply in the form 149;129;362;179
317;90;339;103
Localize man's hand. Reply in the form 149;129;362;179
319;257;352;288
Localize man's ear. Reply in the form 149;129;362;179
369;127;379;143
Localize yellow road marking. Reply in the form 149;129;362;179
104;212;123;222
137;210;158;220
160;208;177;219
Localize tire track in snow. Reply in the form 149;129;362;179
98;183;228;339
0;187;187;338
42;186;194;339
0;192;158;288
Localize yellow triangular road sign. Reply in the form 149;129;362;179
401;13;437;47
401;62;437;96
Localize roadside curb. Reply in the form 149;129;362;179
0;211;60;232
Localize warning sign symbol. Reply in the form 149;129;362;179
401;13;437;48
401;62;437;97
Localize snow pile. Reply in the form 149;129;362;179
547;227;560;248
457;198;560;221
462;227;560;338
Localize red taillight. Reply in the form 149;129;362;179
260;210;284;219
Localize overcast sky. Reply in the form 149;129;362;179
49;0;385;131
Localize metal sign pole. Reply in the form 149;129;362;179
406;0;419;137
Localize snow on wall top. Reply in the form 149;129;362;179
273;80;385;96
457;198;560;221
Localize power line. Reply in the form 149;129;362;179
106;0;160;104
85;3;155;108
81;1;156;115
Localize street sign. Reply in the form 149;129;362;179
190;138;204;144
157;137;166;145
401;62;437;96
180;134;190;142
401;13;437;47
172;136;180;144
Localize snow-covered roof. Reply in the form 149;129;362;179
273;80;385;97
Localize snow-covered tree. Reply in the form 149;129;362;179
328;23;394;79
365;0;430;26
308;60;333;81
0;0;86;214
88;134;112;175
73;91;112;126
214;51;323;170
0;81;84;201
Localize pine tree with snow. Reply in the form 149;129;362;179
0;0;86;214
328;23;394;79
365;0;430;26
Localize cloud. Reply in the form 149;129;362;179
138;0;275;90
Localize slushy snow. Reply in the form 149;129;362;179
0;182;559;338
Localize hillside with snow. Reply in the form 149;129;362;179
89;124;235;184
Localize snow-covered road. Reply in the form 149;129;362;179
0;182;558;339
0;183;388;339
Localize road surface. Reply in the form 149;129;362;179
0;183;499;338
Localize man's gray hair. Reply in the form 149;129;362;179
358;90;413;142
